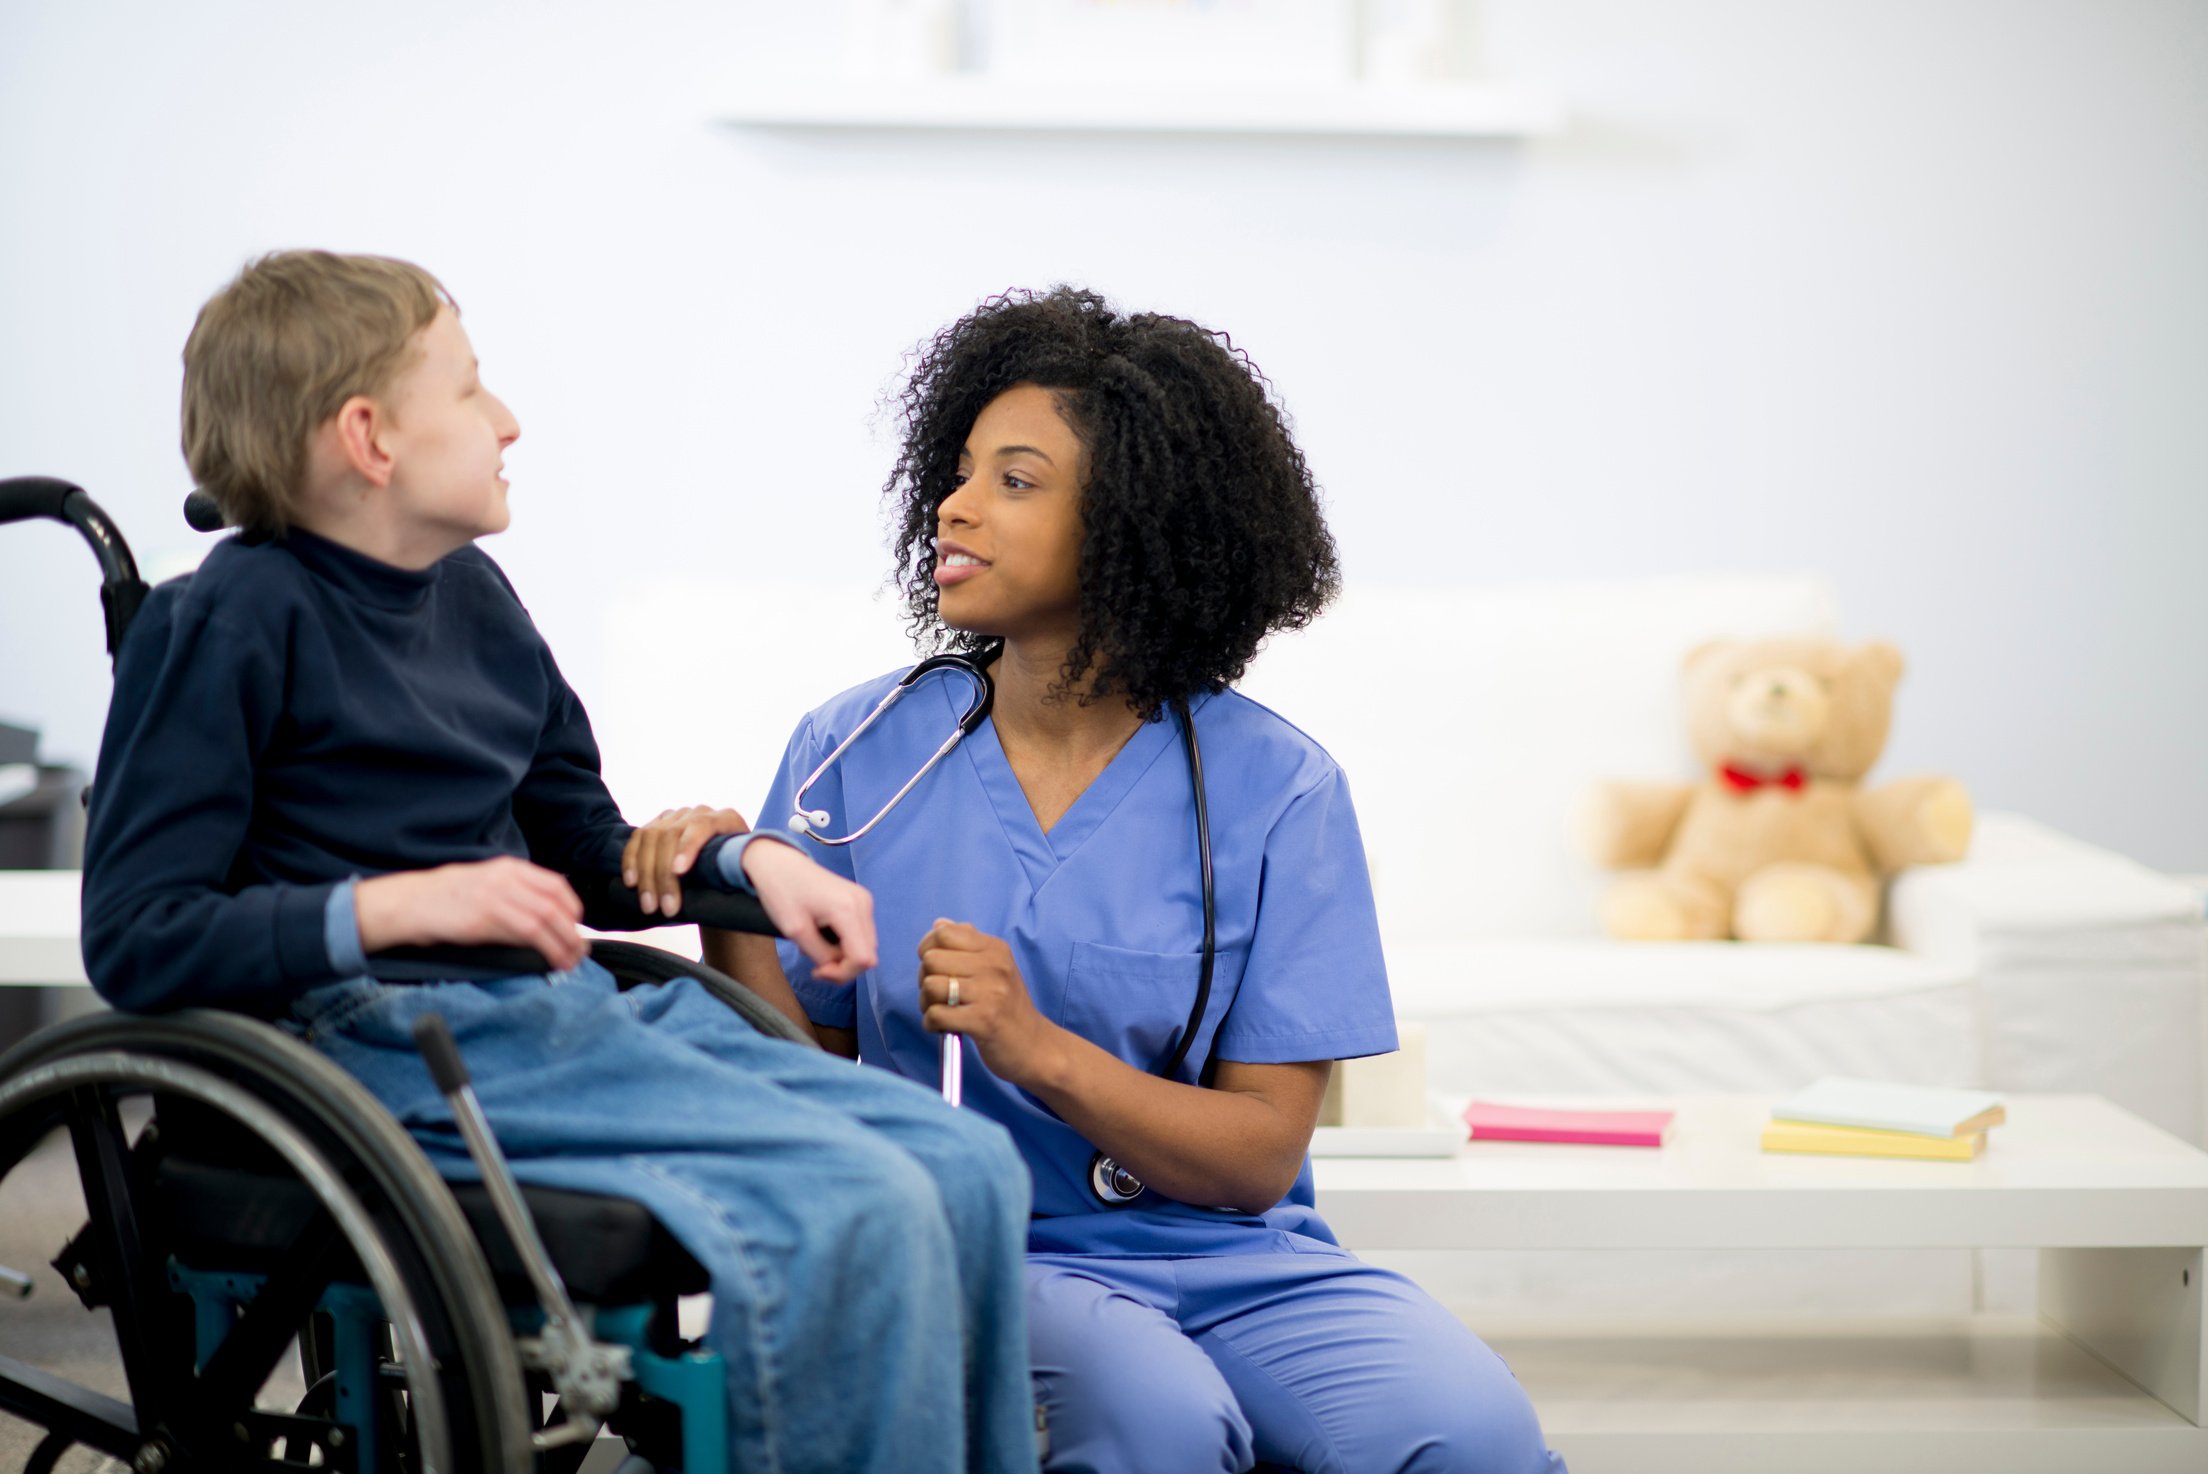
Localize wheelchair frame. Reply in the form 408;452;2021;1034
0;478;817;1474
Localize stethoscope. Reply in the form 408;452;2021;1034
789;650;1216;1207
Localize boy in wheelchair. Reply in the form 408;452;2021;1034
74;250;1038;1473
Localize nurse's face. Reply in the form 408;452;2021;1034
935;382;1088;646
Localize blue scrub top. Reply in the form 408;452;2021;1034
761;667;1397;1257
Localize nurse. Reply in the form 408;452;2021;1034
722;288;1566;1474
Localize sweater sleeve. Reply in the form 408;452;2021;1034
80;587;342;1014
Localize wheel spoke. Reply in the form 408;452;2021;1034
0;1352;140;1459
0;1029;526;1471
64;1084;185;1430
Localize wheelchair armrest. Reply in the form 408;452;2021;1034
573;875;774;937
366;944;552;981
363;879;776;982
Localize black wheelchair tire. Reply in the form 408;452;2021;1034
0;1010;534;1473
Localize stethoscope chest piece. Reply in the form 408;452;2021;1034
1089;1152;1146;1206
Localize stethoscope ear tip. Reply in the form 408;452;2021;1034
786;815;812;836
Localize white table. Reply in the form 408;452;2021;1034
0;869;85;987
0;869;698;990
1313;1095;2208;1473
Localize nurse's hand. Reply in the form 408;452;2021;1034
623;804;752;917
918;919;1061;1085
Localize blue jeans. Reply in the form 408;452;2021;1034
291;961;1037;1474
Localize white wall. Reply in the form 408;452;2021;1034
3;0;2203;869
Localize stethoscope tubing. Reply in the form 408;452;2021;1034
788;653;994;847
1085;695;1213;1207
1154;695;1215;1083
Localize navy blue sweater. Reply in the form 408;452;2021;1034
81;530;694;1014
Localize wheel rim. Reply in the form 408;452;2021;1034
0;1012;534;1473
0;1052;451;1470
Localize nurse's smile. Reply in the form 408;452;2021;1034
933;537;990;586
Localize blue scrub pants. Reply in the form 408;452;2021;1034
292;961;1038;1474
1028;1238;1565;1474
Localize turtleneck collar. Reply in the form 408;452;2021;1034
277;527;443;611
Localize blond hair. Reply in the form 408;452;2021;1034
181;251;452;535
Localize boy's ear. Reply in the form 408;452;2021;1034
329;394;396;488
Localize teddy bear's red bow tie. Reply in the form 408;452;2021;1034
1719;763;1807;794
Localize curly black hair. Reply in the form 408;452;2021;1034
886;286;1341;719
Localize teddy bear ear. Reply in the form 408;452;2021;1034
1683;639;1734;674
1850;640;1906;689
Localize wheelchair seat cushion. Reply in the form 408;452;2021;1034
153;1154;710;1304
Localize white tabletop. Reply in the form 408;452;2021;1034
0;869;86;986
0;868;700;991
1313;1095;2208;1252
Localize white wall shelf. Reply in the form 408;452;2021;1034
719;77;1562;139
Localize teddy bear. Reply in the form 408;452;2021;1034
1579;637;1973;943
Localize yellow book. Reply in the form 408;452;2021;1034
1760;1120;1985;1162
1771;1077;2006;1138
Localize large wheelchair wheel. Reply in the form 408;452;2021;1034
0;1010;534;1474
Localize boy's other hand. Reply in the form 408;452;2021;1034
356;858;587;971
622;804;752;917
742;840;878;983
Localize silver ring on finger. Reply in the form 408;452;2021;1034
946;976;961;1008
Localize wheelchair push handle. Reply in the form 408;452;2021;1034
1;475;150;668
0;474;80;525
411;1013;472;1095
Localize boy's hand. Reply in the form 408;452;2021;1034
622;804;752;917
742;840;878;983
356;858;587;971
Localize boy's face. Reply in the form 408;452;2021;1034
382;306;520;549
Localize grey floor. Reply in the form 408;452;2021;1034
0;1131;135;1472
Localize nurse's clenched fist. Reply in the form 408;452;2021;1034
918;919;1063;1086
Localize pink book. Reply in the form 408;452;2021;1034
1461;1100;1675;1148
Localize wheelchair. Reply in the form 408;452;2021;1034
0;476;817;1474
